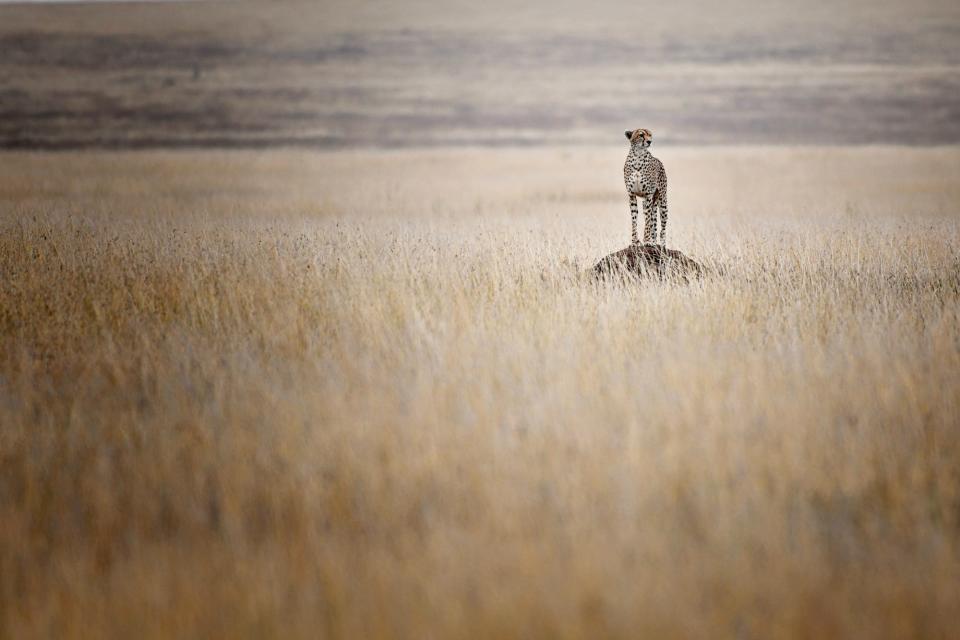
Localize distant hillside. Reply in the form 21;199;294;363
2;0;959;148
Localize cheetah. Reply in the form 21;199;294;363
623;128;668;247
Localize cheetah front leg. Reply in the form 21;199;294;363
629;195;639;246
658;191;668;248
642;193;656;245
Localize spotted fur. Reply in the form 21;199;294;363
623;128;668;246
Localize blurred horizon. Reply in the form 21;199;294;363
1;0;958;148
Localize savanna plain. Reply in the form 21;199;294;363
1;146;959;638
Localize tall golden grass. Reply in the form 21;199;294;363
1;147;959;638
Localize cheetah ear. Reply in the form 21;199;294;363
624;130;633;140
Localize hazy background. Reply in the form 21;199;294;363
2;0;959;148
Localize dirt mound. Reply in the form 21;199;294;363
592;244;706;281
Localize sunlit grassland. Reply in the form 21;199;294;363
1;147;959;638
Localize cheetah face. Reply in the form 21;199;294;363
625;128;652;148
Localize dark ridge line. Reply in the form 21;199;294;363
0;137;351;151
2;137;958;152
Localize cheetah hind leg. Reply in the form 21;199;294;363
658;191;668;248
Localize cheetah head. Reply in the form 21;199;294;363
625;128;652;148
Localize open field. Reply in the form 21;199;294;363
2;146;960;638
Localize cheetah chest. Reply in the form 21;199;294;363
624;154;665;198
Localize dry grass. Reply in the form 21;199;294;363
1;146;959;638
